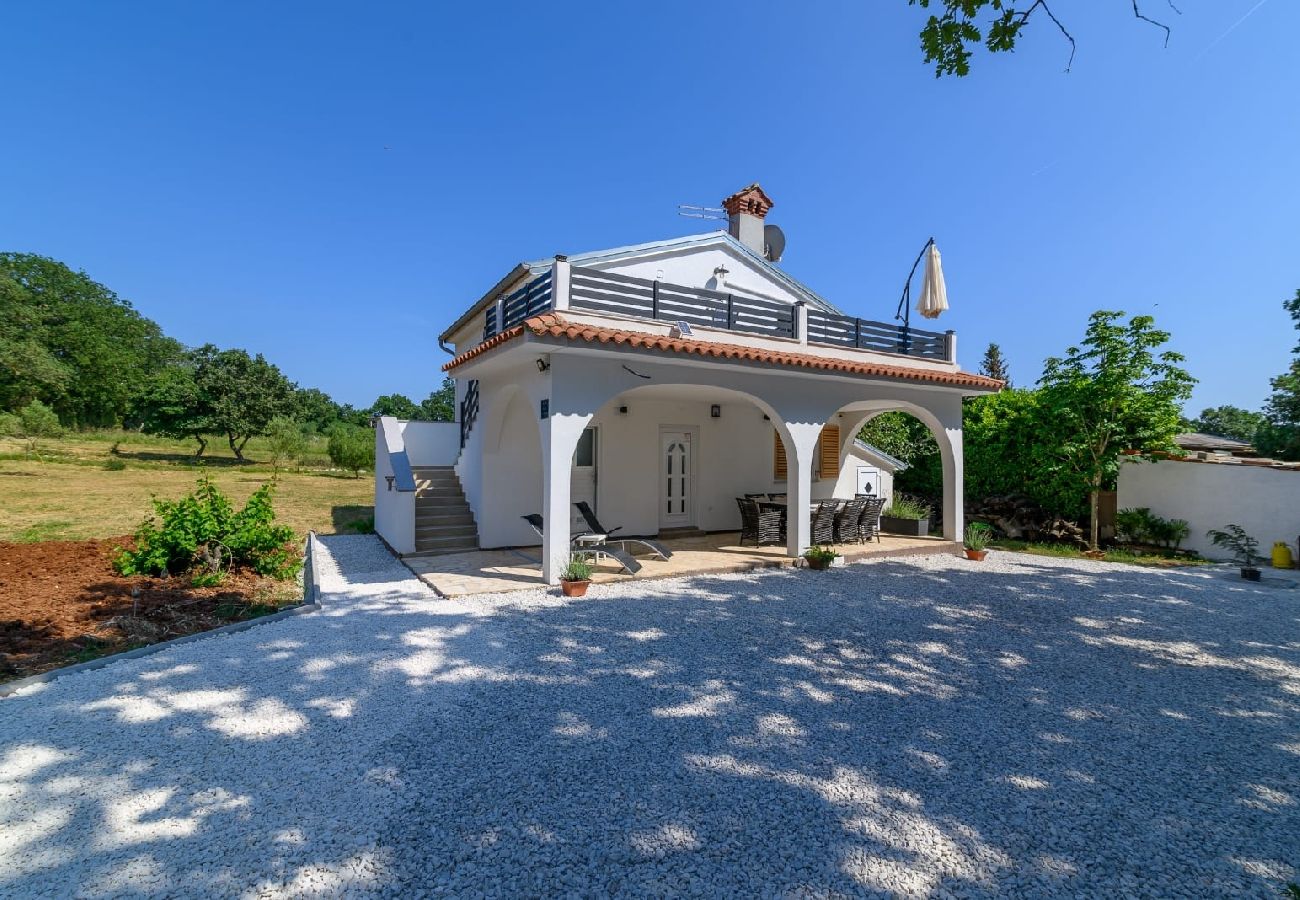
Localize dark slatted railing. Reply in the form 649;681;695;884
477;263;950;361
569;267;797;339
805;309;948;360
459;379;479;449
484;271;553;340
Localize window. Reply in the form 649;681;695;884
574;427;596;467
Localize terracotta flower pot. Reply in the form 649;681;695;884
560;579;590;597
804;556;833;571
964;548;988;561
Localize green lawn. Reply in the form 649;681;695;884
0;431;373;541
991;539;1210;568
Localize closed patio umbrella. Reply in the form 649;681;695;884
917;242;948;320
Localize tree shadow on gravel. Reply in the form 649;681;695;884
1;542;1297;897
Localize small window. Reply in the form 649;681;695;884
574;427;596;467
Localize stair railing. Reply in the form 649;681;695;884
459;379;480;449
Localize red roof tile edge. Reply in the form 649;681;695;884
443;313;1004;391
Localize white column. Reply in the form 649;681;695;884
937;401;965;541
539;411;590;584
794;301;809;346
782;422;825;557
944;330;957;364
552;255;571;312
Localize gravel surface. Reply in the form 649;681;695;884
2;536;1297;898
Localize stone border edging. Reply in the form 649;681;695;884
0;532;326;699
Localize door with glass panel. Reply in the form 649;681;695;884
659;430;693;529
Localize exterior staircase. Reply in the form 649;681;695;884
409;466;478;556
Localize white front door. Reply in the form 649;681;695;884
660;430;693;529
570;426;597;532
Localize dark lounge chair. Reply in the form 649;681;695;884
572;501;673;560
521;513;642;575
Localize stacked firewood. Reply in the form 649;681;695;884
968;495;1087;547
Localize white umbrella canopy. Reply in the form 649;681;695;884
917;242;949;320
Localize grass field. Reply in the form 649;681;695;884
0;431;373;542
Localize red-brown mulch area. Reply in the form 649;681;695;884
0;538;300;682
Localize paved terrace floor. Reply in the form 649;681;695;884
405;532;959;597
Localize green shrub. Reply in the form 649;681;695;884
265;416;308;472
561;554;593;582
1116;508;1190;548
348;515;375;534
104;458;127;471
964;522;994;550
114;475;300;580
328;424;374;477
803;545;838;564
883;493;931;520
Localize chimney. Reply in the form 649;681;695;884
721;183;774;256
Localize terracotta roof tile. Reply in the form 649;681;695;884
444;313;1003;391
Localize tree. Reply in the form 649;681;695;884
328;424;374;477
910;1;1178;77
294;388;343;434
0;253;182;426
1038;310;1194;548
1256;289;1300;461
978;343;1012;387
419;377;456;422
368;393;421;420
857;412;937;466
1188;405;1264;443
130;364;212;455
265;416;308;473
191;345;296;462
0;400;64;455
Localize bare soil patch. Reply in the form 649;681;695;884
0;538;301;682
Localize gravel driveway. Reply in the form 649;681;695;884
2;536;1297;898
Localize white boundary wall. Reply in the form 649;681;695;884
1117;458;1300;558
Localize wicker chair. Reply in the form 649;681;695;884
737;497;783;547
834;498;869;545
811;500;840;545
857;497;888;542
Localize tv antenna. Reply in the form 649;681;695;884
677;204;727;221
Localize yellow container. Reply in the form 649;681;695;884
1271;541;1293;569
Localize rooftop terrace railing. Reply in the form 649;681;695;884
480;262;952;362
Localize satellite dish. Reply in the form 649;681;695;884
763;224;786;262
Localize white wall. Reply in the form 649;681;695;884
1118;458;1300;558
401;421;460;466
601;243;813;311
373;424;415;554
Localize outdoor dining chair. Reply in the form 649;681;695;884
736;497;783;547
811;500;840;545
834;497;870;544
857;497;888;542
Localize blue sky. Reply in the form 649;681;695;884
2;1;1296;413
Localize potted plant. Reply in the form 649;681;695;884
559;554;594;596
963;522;993;561
1206;524;1261;581
880;493;931;537
803;545;839;571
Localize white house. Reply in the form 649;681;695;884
375;184;1001;583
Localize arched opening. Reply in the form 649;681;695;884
572;382;797;539
834;400;961;540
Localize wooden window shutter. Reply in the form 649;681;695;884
818;424;840;480
773;430;787;480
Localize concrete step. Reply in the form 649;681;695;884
416;523;478;539
416;511;475;526
416;500;471;513
413;535;479;553
404;545;480;559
